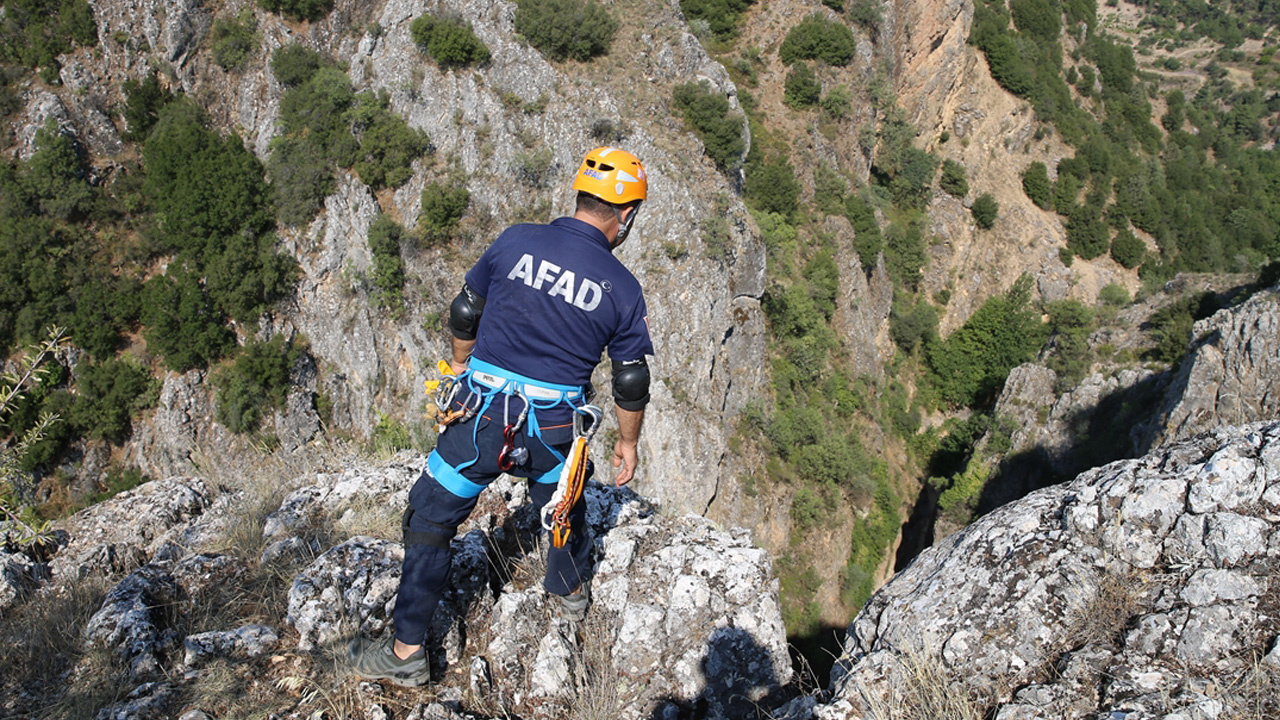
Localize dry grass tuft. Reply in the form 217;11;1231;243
1071;568;1147;649
568;607;623;720
1221;655;1280;720
862;649;986;720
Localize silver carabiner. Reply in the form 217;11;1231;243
573;404;603;443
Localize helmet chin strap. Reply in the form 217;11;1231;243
612;202;642;247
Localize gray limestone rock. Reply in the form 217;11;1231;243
810;422;1280;719
84;564;183;681
182;624;279;668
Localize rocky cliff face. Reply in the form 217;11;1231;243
779;420;1280;719
9;0;768;518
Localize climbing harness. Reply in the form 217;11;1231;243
542;404;602;549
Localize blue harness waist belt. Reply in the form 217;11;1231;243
432;359;585;496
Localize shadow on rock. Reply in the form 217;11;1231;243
647;626;784;720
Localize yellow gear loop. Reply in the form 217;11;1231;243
546;405;602;549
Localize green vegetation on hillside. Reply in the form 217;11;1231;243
514;0;618;62
411;14;491;68
267;46;430;226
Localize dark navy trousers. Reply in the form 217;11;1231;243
392;405;592;647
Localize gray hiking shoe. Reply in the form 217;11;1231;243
554;580;591;622
348;635;429;687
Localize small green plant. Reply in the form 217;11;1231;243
820;84;853;118
418;181;470;244
939;159;969;198
367;214;406;312
679;0;755;41
512;147;553;188
971;192;998;228
410;14;490;68
1021;161;1052;209
514;0;617;62
210;10;259;72
783;62;821;108
259;0;334;22
270;44;324;88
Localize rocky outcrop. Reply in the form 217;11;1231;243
982;281;1280;511
791;421;1280;719
1139;284;1280;448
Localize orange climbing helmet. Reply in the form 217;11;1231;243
571;147;647;205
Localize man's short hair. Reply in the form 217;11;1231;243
576;192;635;220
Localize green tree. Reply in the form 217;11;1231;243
349;91;431;189
1066;204;1109;259
367;214;406;311
21;118;94;221
514;0;618;62
213;335;306;433
1110;227;1145;268
784;62;821;108
209;10;258;72
744;155;801;217
418;181;470;243
679;0;755;40
672;82;746;171
270;44;324;88
1043;299;1093;388
779;14;857;66
939;159;969;197
410;14;491;68
121;73;174;142
972;192;999;229
845;194;882;272
0;0;98;70
1022;161;1052;208
68;357;157;444
141;270;235;372
928;274;1043;407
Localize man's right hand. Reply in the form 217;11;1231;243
613;439;638;486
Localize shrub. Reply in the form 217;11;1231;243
1110;227;1145;268
1022;161;1052;208
845;194;882;272
779;14;857;66
514;0;617;62
141;270;235;372
213;335;306;434
22;118;94;221
367;215;406;311
269;134;336;227
672;82;746;171
270;44;324;88
939;159;969;197
512;148;553;188
927;274;1043;407
418;181;470;243
1066;204;1109;259
348;91;431;189
744;155;801;217
972;192;998;228
679;0;755;41
68;358;157;444
259;0;334;22
121;74;173;142
848;0;882;33
884;219;927;290
813;164;847;215
210;10;258;72
1098;282;1130;306
0;0;98;70
784;62;821;108
889;294;939;352
820;84;853;118
410;14;490;68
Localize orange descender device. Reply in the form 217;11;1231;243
541;404;602;548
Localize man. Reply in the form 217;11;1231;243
350;147;655;686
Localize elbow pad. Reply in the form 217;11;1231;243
611;359;650;411
448;284;486;340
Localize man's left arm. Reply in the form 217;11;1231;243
610;358;650;486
